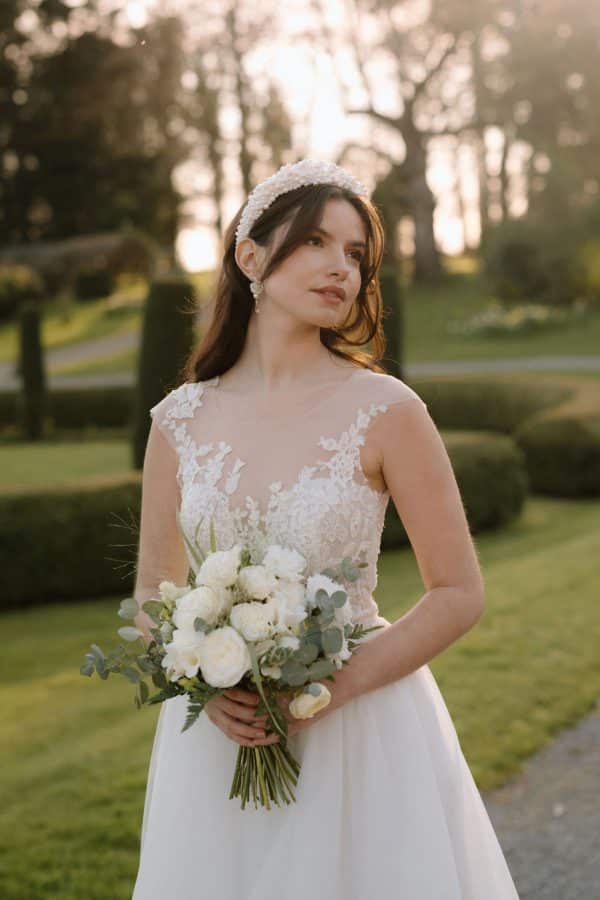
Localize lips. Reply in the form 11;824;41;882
314;288;345;302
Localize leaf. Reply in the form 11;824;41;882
118;626;143;642
117;597;139;620
321;627;343;654
209;518;217;554
330;590;347;608
295;642;319;665
137;655;158;673
139;681;149;704
141;600;164;623
121;666;141;684
280;660;309;686
340;557;359;581
193;616;209;633
306;682;322;696
80;660;94;677
308;659;336;679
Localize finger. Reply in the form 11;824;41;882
222;688;259;706
217;696;265;724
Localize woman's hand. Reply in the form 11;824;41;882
204;687;280;747
273;669;354;738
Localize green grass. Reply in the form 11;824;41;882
404;271;600;362
0;440;130;492
0;495;599;897
3;263;600;380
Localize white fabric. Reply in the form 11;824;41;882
132;366;520;899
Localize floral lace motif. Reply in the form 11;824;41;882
152;378;396;627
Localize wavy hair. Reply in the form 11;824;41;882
182;182;389;384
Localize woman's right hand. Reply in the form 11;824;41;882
204;687;281;747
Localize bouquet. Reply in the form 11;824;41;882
81;523;382;810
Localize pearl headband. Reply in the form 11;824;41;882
234;158;369;249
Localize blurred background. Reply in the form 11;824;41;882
1;1;599;898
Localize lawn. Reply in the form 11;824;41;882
0;494;599;899
2;263;600;379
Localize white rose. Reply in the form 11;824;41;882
161;627;206;682
289;683;332;719
195;544;242;591
158;580;189;604
198;625;251;688
230;599;277;642
172;585;225;630
305;573;345;611
238;565;278;600
261;545;307;582
272;579;307;634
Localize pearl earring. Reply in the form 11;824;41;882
250;279;264;313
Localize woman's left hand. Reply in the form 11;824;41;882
273;667;355;738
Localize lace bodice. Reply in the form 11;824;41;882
149;368;427;627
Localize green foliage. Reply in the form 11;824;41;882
482;218;585;305
132;274;199;469
0;263;44;322
17;299;47;439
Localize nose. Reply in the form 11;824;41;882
326;246;352;277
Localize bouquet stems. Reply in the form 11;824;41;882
229;740;301;810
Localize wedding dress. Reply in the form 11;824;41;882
131;366;520;899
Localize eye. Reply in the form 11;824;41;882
307;235;363;262
349;249;364;262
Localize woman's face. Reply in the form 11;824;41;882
252;197;367;329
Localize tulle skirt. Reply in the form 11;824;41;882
132;617;519;899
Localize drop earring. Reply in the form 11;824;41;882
250;279;264;313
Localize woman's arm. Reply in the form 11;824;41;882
133;420;190;646
339;396;485;704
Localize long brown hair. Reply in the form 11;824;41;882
182;182;389;384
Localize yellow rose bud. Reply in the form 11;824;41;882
289;683;331;719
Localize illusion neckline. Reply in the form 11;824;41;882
206;366;365;422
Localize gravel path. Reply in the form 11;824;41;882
482;698;600;899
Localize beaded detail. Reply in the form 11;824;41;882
150;378;403;627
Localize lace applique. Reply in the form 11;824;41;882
155;378;407;626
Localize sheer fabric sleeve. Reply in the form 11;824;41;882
133;418;190;644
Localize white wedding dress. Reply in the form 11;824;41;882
131;366;520;899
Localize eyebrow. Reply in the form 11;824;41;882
312;226;366;249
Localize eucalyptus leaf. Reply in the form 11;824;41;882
139;681;149;703
321;627;343;654
306;682;322;697
121;666;141;684
118;626;143;642
141;600;164;623
117;597;139;620
137;656;158;673
308;659;336;679
330;590;347;608
194;616;209;633
280;660;309;686
295;642;319;665
80;660;94;677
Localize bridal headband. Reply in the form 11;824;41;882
234;158;369;249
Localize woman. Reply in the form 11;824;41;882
131;158;520;898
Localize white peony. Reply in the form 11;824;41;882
238;565;278;600
230;598;278;642
197;625;251;688
195;544;242;591
305;573;345;611
161;627;206;682
172;585;227;630
289;683;331;719
261;545;307;582
272;579;307;634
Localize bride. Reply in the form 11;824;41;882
131;158;520;898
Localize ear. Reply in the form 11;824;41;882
235;237;265;281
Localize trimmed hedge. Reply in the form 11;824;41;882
1;430;527;611
410;374;600;497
